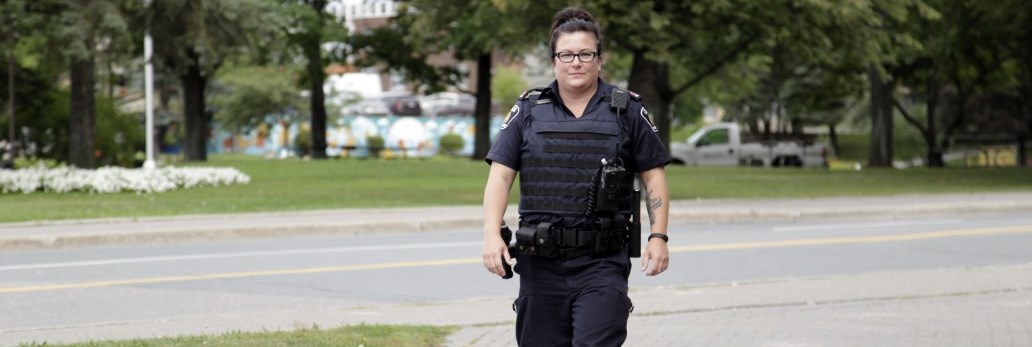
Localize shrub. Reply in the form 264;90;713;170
3;88;144;167
439;133;464;156
295;127;311;157
14;157;62;170
366;135;385;158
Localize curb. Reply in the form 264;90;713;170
3;194;1032;251
668;201;1032;223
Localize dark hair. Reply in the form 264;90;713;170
549;7;603;58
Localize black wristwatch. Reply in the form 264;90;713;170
648;233;668;243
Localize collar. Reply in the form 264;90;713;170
546;78;613;106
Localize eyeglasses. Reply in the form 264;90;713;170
554;51;598;63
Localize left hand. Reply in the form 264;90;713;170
640;238;669;276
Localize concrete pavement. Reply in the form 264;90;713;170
2;192;1032;346
446;264;1032;346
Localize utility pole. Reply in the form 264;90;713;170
142;0;156;169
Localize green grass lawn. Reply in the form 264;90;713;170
1;154;1030;223
17;324;456;347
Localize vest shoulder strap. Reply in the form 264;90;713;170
519;87;550;101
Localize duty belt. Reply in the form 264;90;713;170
516;221;625;259
519;222;597;248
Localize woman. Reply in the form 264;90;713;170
482;7;671;346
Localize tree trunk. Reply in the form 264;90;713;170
627;51;672;149
1019;66;1032;167
69;55;96;169
305;32;327;159
827;123;840;158
925;79;944;167
181;57;208;162
1018;133;1027;167
937;84;970;168
7;51;14;153
472;52;492;160
868;64;894;168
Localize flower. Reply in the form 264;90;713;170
0;166;250;194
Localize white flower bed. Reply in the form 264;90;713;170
0;166;251;194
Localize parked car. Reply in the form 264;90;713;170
670;123;827;167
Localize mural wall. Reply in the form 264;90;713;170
206;115;503;158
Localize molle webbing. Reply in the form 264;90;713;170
522;186;588;197
543;145;609;154
521;201;589;213
520;173;593;183
541;132;611;140
523;158;598;169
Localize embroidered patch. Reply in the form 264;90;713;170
501;104;520;129
640;107;658;132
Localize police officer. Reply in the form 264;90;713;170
481;7;671;347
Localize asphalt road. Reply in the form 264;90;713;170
2;211;1032;345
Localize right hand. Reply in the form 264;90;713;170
482;235;513;277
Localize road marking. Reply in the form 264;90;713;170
671;224;1032;252
0;258;481;294
0;241;482;271
772;219;964;232
3;224;1031;294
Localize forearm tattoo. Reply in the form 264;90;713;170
645;189;663;226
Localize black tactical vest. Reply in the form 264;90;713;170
518;89;636;229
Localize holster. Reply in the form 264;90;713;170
500;224;515;279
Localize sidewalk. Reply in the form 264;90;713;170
2;192;1032;251
445;264;1032;346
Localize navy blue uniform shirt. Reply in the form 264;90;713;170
486;79;671;173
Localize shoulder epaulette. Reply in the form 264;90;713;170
627;90;643;102
518;87;550;101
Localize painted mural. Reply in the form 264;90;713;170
207;115;503;158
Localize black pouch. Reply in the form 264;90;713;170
535;223;558;258
515;222;545;256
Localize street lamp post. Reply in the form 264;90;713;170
142;0;156;170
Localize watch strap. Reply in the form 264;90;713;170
648;233;668;243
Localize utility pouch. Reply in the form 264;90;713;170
515;223;542;256
535;223;558;258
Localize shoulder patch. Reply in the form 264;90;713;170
640;106;658;133
501;103;520;130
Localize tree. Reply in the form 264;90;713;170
853;0;939;167
885;0;1026;167
280;0;348;160
0;0;37;153
491;66;527;106
989;0;1032;166
354;0;551;160
56;0;131;168
210;65;303;148
142;0;277;162
595;1;844;149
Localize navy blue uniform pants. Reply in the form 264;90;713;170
512;249;633;347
